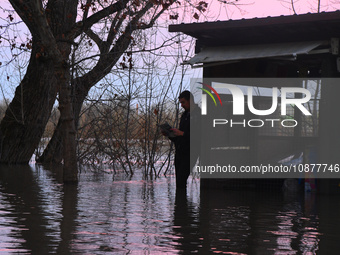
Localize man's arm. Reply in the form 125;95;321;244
171;128;184;137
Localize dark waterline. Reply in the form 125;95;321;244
0;165;340;254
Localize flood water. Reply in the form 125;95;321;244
0;165;340;254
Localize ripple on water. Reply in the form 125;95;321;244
0;165;339;254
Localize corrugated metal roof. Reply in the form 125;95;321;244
169;11;340;47
186;41;325;66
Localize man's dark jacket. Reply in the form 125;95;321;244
171;104;201;168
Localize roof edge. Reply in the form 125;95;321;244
169;11;340;34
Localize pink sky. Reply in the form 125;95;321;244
205;0;340;20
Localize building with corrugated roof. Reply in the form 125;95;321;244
170;11;340;193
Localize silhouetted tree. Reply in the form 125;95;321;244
0;0;239;182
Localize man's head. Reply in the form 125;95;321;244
178;90;194;112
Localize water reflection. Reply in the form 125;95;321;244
0;165;63;253
173;190;201;254
0;165;339;254
198;189;322;254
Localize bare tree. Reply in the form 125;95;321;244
0;0;190;181
0;0;241;182
74;29;194;177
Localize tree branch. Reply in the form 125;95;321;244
85;29;104;52
82;0;93;22
70;0;130;39
72;1;161;90
71;35;179;67
291;0;297;14
9;0;62;62
137;6;166;30
106;11;124;50
8;0;38;34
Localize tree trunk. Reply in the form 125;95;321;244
32;0;166;166
37;82;89;164
1;0;79;180
39;42;133;164
59;79;78;183
37;119;63;164
0;43;57;164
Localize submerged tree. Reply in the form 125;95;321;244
0;0;239;182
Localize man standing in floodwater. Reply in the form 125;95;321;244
166;90;200;190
